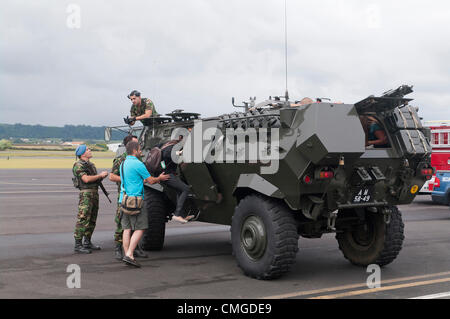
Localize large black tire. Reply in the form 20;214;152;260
231;194;299;280
141;187;168;251
336;206;404;267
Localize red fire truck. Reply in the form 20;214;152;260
420;121;450;194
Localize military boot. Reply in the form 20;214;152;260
83;237;101;250
74;239;91;254
133;244;148;258
114;242;123;261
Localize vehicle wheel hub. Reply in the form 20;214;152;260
241;215;267;261
352;223;375;247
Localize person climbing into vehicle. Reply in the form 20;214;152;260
157;136;195;224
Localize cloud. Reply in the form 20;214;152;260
0;0;449;126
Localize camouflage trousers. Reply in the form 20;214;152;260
113;191;123;244
114;203;123;244
74;191;99;240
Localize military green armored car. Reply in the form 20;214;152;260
106;85;433;280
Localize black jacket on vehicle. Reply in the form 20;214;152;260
160;144;178;175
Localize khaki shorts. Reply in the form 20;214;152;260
121;209;148;230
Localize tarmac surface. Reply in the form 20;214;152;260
1;169;450;299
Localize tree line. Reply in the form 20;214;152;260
0;123;126;141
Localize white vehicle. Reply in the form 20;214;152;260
419;175;436;194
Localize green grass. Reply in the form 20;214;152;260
0;158;113;169
0;149;115;158
0;150;115;169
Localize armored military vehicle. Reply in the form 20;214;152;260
106;85;433;280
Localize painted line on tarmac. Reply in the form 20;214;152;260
401;206;448;212
309;277;450;299
0;181;73;187
0;181;117;192
262;271;450;299
410;291;450;299
0;190;117;194
0;190;77;194
0;181;117;191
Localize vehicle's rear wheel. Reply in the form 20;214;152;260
141;187;168;251
231;194;299;280
336;206;404;267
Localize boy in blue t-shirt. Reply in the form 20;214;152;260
120;141;169;267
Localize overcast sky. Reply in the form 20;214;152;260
1;0;449;126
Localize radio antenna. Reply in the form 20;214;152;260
284;0;289;102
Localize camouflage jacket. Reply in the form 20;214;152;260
73;160;99;190
111;152;127;192
130;97;158;118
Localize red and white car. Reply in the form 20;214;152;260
419;121;450;194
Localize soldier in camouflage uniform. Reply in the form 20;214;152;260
72;145;109;254
109;135;148;260
127;90;158;125
111;151;127;253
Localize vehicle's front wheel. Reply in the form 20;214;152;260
141;187;168;251
336;206;404;267
231;194;299;280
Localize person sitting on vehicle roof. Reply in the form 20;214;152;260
290;97;314;107
125;90;159;125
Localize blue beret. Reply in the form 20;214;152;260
75;144;87;156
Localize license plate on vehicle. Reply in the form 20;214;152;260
352;187;373;203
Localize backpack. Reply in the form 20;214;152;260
145;140;179;175
120;162;143;216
